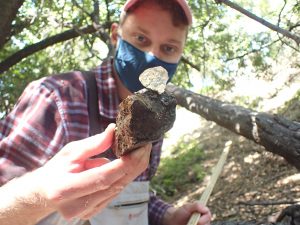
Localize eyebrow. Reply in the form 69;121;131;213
136;26;183;46
136;26;150;35
167;39;183;45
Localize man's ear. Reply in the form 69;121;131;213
111;23;119;47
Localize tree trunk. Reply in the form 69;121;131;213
0;0;25;49
166;84;300;170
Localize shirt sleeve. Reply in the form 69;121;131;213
148;139;173;225
149;192;172;225
0;78;67;186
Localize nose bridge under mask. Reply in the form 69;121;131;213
144;50;178;78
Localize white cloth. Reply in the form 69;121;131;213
90;181;149;225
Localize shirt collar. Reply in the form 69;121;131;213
93;58;120;119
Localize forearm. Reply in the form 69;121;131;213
0;170;53;225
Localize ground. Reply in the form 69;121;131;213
161;69;300;222
163;109;300;222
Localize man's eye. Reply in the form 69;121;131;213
162;45;176;54
136;35;146;43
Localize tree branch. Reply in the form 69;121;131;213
0;0;25;49
277;0;286;28
216;0;300;45
166;84;300;170
0;25;97;75
225;39;280;62
181;56;201;71
72;0;93;18
92;0;100;24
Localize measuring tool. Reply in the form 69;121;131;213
186;140;232;225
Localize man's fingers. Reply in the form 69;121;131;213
68;123;115;160
102;143;152;190
190;203;211;225
196;204;210;215
60;143;152;200
198;213;211;225
119;143;152;179
85;158;111;170
185;202;210;214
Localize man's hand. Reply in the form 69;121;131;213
0;123;152;225
37;123;151;220
162;202;211;225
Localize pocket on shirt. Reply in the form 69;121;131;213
90;181;150;225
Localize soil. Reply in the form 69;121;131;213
169;113;300;222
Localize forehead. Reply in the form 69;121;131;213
120;1;189;28
120;3;187;44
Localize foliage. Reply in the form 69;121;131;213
277;89;300;122
231;95;264;110
151;136;205;201
0;0;120;116
182;0;300;93
1;0;300;117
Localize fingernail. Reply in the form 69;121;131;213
106;123;116;131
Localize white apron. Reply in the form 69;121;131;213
36;181;149;225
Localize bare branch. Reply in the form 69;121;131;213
277;0;287;27
216;0;300;45
225;39;280;62
0;25;97;75
92;22;115;57
166;83;300;170
290;23;300;31
71;0;92;18
105;0;111;23
181;56;201;71
92;0;100;24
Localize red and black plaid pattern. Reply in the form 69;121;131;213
0;59;170;225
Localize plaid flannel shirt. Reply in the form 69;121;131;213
0;59;171;225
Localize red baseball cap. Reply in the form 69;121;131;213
123;0;193;25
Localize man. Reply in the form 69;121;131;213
0;0;211;225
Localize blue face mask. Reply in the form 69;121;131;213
114;37;179;93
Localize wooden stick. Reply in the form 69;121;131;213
186;140;232;225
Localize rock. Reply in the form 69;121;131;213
139;66;169;94
112;88;177;157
